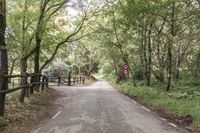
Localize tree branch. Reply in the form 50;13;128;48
39;18;86;71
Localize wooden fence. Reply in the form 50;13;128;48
0;73;86;117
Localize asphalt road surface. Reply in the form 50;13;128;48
32;80;190;133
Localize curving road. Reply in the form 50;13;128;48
32;80;190;133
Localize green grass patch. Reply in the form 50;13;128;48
24;92;49;110
110;80;200;126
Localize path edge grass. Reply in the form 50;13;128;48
0;88;60;133
107;79;200;132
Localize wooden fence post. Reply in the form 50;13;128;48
77;77;79;84
45;77;49;88
36;74;40;92
73;77;75;84
83;77;85;84
30;74;34;94
25;74;30;97
38;75;41;91
68;72;71;86
58;77;61;86
41;76;45;90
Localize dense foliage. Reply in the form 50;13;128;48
0;0;200;126
89;0;200;91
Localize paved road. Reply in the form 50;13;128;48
32;80;190;133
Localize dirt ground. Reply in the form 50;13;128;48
0;89;61;133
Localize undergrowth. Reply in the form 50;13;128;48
107;76;200;126
0;91;49;128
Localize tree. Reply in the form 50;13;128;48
0;0;8;116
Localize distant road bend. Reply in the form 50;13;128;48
32;80;190;133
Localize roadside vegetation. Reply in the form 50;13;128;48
0;0;200;132
91;0;200;130
0;90;58;133
102;74;200;132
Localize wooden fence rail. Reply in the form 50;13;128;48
0;72;86;117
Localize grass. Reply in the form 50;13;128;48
24;92;49;108
108;77;200;126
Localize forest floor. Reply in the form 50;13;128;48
0;88;61;133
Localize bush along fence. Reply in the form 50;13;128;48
0;72;86;117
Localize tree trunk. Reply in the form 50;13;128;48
155;31;165;83
0;0;8;116
112;58;118;76
34;0;46;87
143;25;149;86
167;0;176;91
139;27;145;81
34;34;41;91
9;57;18;76
167;41;172;91
147;23;153;86
19;58;28;103
34;36;41;74
8;57;18;83
159;67;165;83
174;61;181;79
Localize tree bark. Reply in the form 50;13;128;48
9;57;18;76
0;0;8;116
147;23;153;86
143;25;149;86
34;37;40;74
167;0;176;91
19;58;28;103
139;25;145;81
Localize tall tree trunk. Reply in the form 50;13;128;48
159;67;165;83
34;37;41;74
0;0;8;116
110;57;118;76
34;0;47;84
147;23;153;86
155;42;165;83
143;25;149;86
167;41;172;91
19;1;30;101
140;26;145;81
174;61;181;79
167;0;176;91
34;43;40;91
